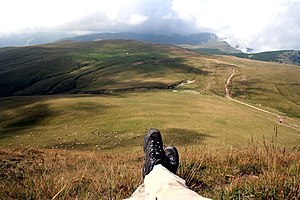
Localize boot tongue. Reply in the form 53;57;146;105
154;158;165;166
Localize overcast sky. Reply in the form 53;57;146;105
1;0;299;51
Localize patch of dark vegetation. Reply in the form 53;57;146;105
3;104;55;128
68;101;101;110
75;80;196;94
0;103;60;139
162;128;214;146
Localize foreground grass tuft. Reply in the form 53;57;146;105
179;140;300;199
0;140;299;199
0;148;143;199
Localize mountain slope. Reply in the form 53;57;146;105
69;32;241;55
179;41;242;54
193;48;300;66
0;40;299;118
233;50;300;65
0;40;210;97
68;32;300;66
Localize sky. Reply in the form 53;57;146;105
0;0;300;52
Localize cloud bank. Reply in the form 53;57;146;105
1;0;300;51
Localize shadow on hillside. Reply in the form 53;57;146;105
4;104;55;128
117;128;214;150
1;54;211;97
232;79;277;98
0;96;116;141
45;128;215;151
212;63;236;68
80;80;187;95
0;103;59;139
162;128;215;146
122;57;211;81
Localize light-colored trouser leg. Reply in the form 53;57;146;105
124;164;212;200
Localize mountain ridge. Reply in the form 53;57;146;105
2;31;299;66
67;32;300;66
68;32;219;45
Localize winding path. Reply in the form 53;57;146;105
224;67;300;132
225;67;235;98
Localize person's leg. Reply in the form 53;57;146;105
125;145;179;200
143;128;169;178
124;183;146;200
164;146;179;174
144;164;211;200
125;128;211;200
125;128;170;200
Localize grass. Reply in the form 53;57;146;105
0;137;299;199
216;56;300;118
0;40;300;199
1;91;299;150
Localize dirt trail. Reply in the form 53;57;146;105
224;68;300;132
225;67;235;98
230;97;300;131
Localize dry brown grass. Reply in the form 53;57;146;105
0;137;299;200
179;140;300;199
0;148;143;199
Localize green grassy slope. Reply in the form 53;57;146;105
220;56;300;118
193;48;300;66
0;91;299;150
0;40;299;117
0;40;209;97
0;42;77;96
233;50;300;66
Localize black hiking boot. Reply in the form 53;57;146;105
165;146;179;174
143;128;168;178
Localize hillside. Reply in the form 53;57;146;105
233;50;300;66
0;40;299;117
67;32;300;66
1;91;300;149
0;39;299;148
0;39;300;148
179;41;242;54
0;40;208;97
193;48;300;66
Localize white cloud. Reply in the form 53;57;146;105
171;0;295;51
128;14;148;25
0;0;99;32
0;0;300;51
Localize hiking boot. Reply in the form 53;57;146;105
165;146;179;174
143;128;168;178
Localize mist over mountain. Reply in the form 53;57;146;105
0;31;220;47
67;32;219;45
0;31;72;47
